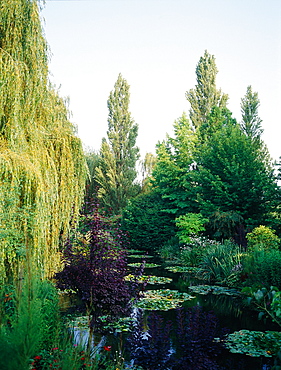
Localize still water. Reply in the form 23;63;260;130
135;256;279;370
59;254;279;370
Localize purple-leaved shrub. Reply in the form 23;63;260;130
55;205;138;334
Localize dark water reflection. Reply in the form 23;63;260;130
59;254;277;369
136;255;278;370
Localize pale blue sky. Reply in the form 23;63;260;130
42;0;281;161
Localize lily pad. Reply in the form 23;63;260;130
135;289;195;311
125;274;172;285
69;315;135;333
98;316;135;333
69;315;89;329
165;266;200;273
127;249;145;254
128;262;160;268
128;254;154;259
224;329;281;357
188;285;240;296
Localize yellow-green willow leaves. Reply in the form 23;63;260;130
0;0;87;282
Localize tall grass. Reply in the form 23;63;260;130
242;248;281;288
197;240;242;285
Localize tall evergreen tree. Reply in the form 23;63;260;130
186;50;228;129
240;85;263;140
95;74;140;215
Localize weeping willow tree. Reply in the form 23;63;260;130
0;0;87;283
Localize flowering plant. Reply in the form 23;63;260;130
30;347;91;370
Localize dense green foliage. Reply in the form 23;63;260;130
0;277;60;370
195;119;279;228
246;225;280;250
197;240;242;284
122;190;175;250
242;248;281;288
151;112;198;216
0;0;87;281
84;150;100;206
148;53;280;243
175;213;209;243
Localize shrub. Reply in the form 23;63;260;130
55;205;141;351
30;345;117;370
246;225;280;250
175;213;209;244
208;211;245;243
242;248;281;288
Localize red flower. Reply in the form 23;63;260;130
4;294;11;302
103;346;111;351
34;356;42;360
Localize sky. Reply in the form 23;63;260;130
41;0;281;162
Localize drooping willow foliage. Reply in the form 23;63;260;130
0;0;88;282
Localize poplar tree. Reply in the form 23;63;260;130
140;152;157;191
95;74;140;215
84;149;100;208
240;85;263;140
186;50;228;129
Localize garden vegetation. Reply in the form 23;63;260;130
1;1;281;369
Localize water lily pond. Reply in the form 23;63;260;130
60;249;279;370
131;252;279;369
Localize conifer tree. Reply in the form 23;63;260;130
95;74;140;215
186;50;228;129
